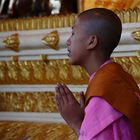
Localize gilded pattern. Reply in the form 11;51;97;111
0;57;139;84
0;57;139;112
0;9;140;32
0;92;80;112
0;62;7;82
31;61;46;81
42;31;59;50
45;60;58;83
3;33;20;52
132;29;140;41
19;61;32;81
0;121;77;140
113;56;140;82
83;0;139;10
6;61;20;82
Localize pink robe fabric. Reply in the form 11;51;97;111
78;61;136;140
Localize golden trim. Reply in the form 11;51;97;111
3;33;20;52
0;14;76;32
0;9;140;32
82;0;139;11
132;29;140;41
0;56;140;84
77;0;84;13
0;121;76;140
42;30;59;50
0;92;80;112
0;59;89;84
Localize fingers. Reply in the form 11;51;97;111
55;86;63;111
80;91;85;109
62;84;75;100
55;84;69;110
58;84;69;103
55;83;78;110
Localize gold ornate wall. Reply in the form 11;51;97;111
0;57;139;85
0;92;80;112
0;121;77;140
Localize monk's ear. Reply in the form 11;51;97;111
86;35;98;50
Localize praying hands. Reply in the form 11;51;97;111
55;84;85;136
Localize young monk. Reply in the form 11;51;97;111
55;8;140;140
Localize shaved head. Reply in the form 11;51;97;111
78;8;122;57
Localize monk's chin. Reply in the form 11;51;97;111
68;58;81;66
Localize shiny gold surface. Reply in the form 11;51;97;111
113;56;140;83
0;56;139;112
0;57;140;84
42;31;59;50
0;59;89;84
3;33;20;52
0;9;140;32
132;29;140;41
0;14;76;32
0;121;77;140
83;0;140;10
6;61;20;82
0;62;6;81
115;8;140;23
0;92;80;112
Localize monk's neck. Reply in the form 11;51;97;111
85;57;110;76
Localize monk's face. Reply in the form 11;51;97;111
66;18;88;65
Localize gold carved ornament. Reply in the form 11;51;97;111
0;10;140;32
0;57;139;84
3;33;20;52
131;29;140;41
42;30;59;50
131;29;140;59
0;121;77;140
0;92;80;112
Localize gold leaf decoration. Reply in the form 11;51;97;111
83;0;139;11
45;60;58;83
42;30;59;50
3;33;20;52
31;61;45;81
57;60;71;82
6;61;20;82
0;10;140;32
0;62;7;82
0;92;80;112
19;61;32;81
0;121;77;140
131;29;140;41
0;57;140;84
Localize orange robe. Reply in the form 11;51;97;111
85;62;140;140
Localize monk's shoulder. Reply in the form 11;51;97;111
94;62;123;82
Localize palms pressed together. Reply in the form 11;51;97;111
55;84;85;135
